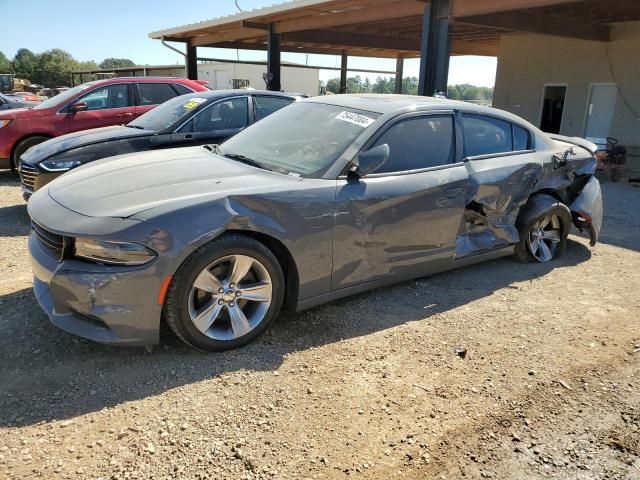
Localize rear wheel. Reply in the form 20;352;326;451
514;198;571;263
11;136;49;173
164;234;284;351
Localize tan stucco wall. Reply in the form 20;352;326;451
493;22;640;157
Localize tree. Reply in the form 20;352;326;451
36;49;78;86
12;48;38;80
99;58;135;69
76;60;99;71
325;77;340;94
0;51;13;73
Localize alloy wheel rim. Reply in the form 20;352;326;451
526;214;562;262
188;254;272;341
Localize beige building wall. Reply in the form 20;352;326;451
197;62;319;96
494;22;640;160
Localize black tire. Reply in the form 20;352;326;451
514;195;571;263
11;136;49;172
164;234;285;351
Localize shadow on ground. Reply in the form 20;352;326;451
0;170;19;187
0;239;592;428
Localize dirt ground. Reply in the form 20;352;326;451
0;171;639;480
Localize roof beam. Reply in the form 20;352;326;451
281;29;421;51
273;1;426;34
452;0;582;17
458;11;611;41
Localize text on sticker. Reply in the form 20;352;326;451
335;111;375;128
183;98;207;110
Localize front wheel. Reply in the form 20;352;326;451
514;198;571;263
164;234;284;351
11;136;49;172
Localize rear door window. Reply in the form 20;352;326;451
137;83;179;106
372;114;455;173
78;84;131;110
462;114;513;157
172;83;194;95
254;96;294;120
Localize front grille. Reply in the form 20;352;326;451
32;221;66;261
20;162;39;192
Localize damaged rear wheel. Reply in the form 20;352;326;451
514;195;571;263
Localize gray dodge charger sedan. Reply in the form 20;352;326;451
27;95;603;351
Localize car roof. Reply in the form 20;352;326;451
305;94;541;131
177;89;302;100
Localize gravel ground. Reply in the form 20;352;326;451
0;172;639;480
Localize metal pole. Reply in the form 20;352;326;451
418;0;451;96
394;57;404;94
186;45;198;80
267;24;282;91
339;51;348;94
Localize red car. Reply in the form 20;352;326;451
0;77;209;171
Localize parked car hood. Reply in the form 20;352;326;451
0;107;35;119
22;125;156;165
46;146;301;218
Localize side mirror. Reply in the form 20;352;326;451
350;144;390;178
69;101;87;113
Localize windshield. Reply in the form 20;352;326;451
219;102;380;177
128;93;210;132
33;83;94;110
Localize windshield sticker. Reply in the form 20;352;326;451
183;98;207;110
335;111;375;128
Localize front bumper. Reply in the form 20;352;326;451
19;161;61;200
29;231;164;346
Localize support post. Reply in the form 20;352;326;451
418;0;452;97
267;24;281;91
339;51;348;94
394;57;404;94
186;44;198;80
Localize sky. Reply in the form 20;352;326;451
0;0;497;87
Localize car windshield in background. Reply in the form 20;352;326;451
32;83;94;110
219;102;380;177
127;94;209;132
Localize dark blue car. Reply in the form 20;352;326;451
19;90;303;197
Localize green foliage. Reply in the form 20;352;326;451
36;49;80;86
99;58;136;69
76;60;99;71
12;48;38;79
324;76;493;101
0;51;13;73
6;47;103;87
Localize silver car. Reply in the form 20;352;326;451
27;95;603;351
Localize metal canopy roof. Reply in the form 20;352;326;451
149;0;639;59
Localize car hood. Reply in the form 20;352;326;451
22;126;155;165
0;106;36;119
46;146;301;218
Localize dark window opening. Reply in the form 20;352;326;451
539;85;566;134
372;115;455;173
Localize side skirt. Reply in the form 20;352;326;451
295;245;514;312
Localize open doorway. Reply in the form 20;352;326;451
539;84;567;134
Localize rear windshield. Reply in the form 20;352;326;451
219;102;380;177
128;93;211;132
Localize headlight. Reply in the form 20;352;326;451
0;119;12;129
73;238;157;266
40;153;95;172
